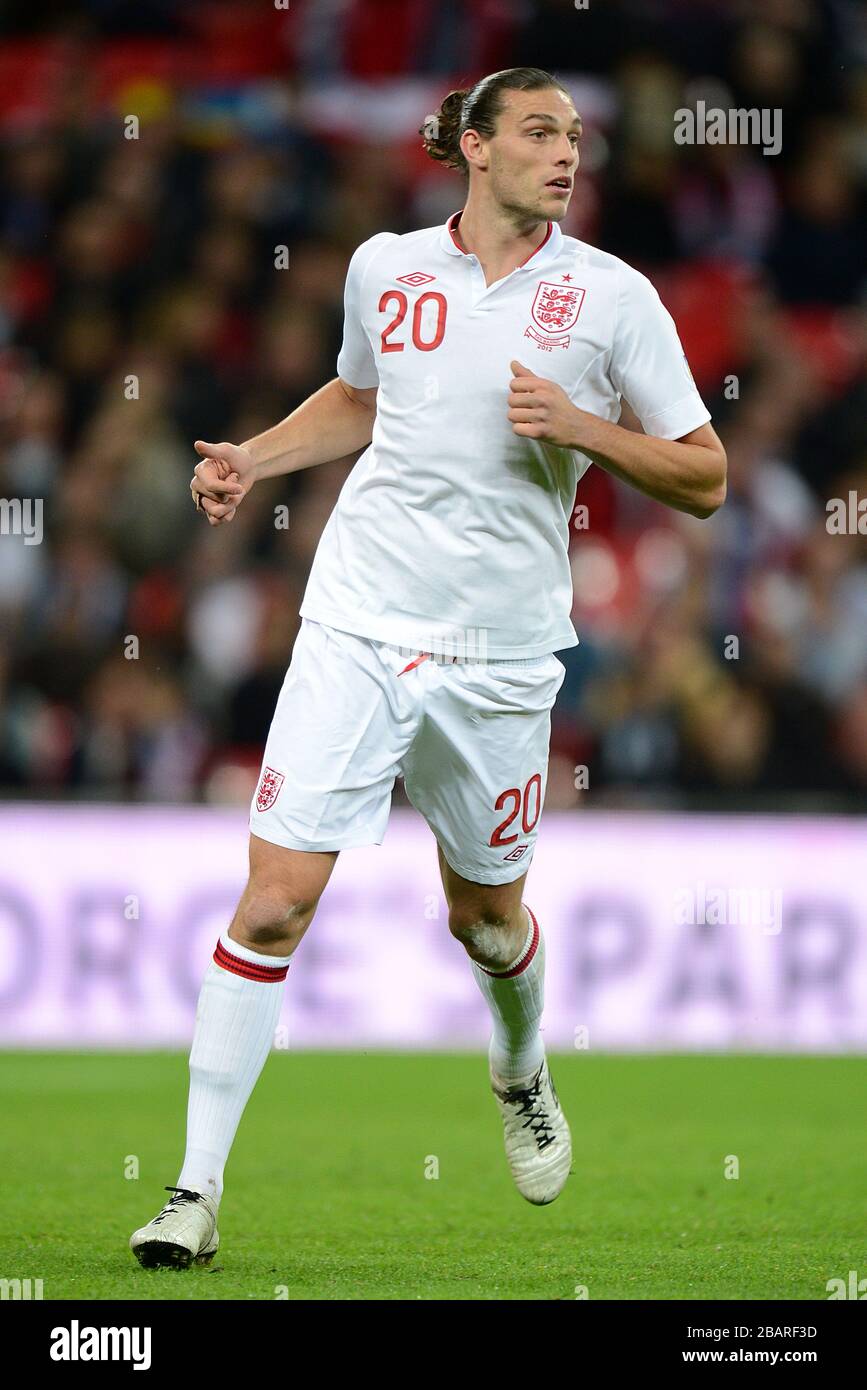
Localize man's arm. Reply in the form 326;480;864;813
241;377;377;480
194;231;388;524
191;378;377;525
507;360;726;520
562;414;726;520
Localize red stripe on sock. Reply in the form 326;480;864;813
480;906;540;979
213;940;289;982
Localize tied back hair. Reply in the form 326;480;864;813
420;67;571;175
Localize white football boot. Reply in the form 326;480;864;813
130;1186;219;1269
491;1057;572;1205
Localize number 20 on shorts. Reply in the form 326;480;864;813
490;773;542;847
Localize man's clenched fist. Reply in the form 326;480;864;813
190;440;255;526
507;360;582;449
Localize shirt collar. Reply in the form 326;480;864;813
439;210;562;271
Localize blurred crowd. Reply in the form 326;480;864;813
0;0;865;808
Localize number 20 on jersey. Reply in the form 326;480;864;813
379;291;448;353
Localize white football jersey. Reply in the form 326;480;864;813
299;211;711;659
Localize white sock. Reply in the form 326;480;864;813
176;932;293;1202
470;905;546;1086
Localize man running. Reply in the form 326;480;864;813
130;66;725;1268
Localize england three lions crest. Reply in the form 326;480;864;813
533;281;585;331
256;766;285;812
525;281;586;350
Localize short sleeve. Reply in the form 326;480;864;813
609;266;711;440
336;232;397;390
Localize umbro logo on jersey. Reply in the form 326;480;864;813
396;272;436;286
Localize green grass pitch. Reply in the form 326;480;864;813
0;1051;861;1300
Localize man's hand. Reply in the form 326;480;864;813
507;358;726;517
507;360;581;448
190;440;256;526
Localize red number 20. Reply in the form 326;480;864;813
490;773;543;846
379;290;447;353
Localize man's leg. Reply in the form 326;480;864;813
175;623;415;1204
437;840;569;1205
400;652;569;1204
176;833;337;1203
437;844;544;1086
130;834;336;1266
131;620;419;1265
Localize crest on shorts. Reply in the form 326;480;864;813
530;281;585;334
256;766;285;812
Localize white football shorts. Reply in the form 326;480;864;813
249;618;566;884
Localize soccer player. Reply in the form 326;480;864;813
130;67;725;1267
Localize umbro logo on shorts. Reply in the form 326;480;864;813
503;844;529;861
256;766;285;812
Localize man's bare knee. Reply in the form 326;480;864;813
230;885;320;955
227;838;337;956
448;906;526;971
